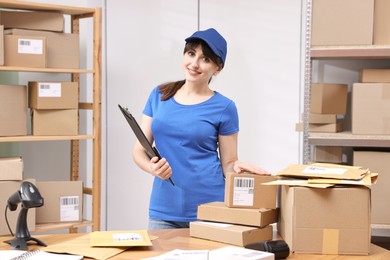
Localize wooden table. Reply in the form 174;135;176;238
1;229;389;259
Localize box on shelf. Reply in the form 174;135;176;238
278;186;371;255
4;34;46;68
224;173;277;209
311;0;374;46
374;0;390;45
190;221;273;247
0;10;64;32
197;201;278;228
29;81;79;109
314;146;343;163
308;113;338;124
0;157;23;181
360;69;390;83
31;109;78;136
310;83;348;114
0;84;27;136
0;25;3;65
5;29;79;69
353;150;390;224
36;181;83;223
0;180;36;236
308;122;343;133
294;122;343;133
352;83;390;135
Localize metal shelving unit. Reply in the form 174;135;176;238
303;0;390;164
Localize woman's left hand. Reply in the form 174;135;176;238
233;161;271;175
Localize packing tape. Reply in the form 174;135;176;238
322;229;339;254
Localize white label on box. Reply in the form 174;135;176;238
18;38;43;55
38;83;61;97
112;233;142;242
302;166;347;175
60;196;79;222
233;177;254;206
199;221;233;228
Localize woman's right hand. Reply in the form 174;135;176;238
150;156;172;180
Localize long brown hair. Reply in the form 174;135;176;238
158;39;223;101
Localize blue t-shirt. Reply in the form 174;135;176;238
143;86;239;222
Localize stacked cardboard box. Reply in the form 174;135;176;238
29;81;79;135
0;157;36;236
0;10;80;69
308;83;348;133
0;84;27;136
273;163;376;255
295;83;348;136
353;149;390;225
36;181;83;224
190;173;278;247
352;69;390;135
314;146;343;164
311;0;374;46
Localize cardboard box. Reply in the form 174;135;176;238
4;34;46;68
309;122;343;133
352;83;390;135
5;29;79;69
0;84;27;136
29;81;79;109
197;201;278;228
374;0;390;44
0;180;36;236
278;186;371;255
0;10;64;32
36;181;83;223
276;163;368;180
308;113;338;124
310;83;348;114
190;221;273;247
31;109;78;136
311;0;374;46
224;173;277;209
353;150;390;224
0;157;23;181
360;69;390;83
314;146;343;163
0;25;3;65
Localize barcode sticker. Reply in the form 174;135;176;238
60;196;80;222
38;83;61;97
232;177;255;206
18;38;43;54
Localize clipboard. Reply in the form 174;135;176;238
118;104;174;186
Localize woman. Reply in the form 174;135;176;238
133;28;269;230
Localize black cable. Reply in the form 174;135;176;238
5;204;14;237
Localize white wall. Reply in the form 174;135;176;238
106;0;303;230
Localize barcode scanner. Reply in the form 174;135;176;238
245;240;290;259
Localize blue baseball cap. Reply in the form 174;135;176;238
185;28;227;66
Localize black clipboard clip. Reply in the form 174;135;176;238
118;104;175;186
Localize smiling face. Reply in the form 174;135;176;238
182;41;223;86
